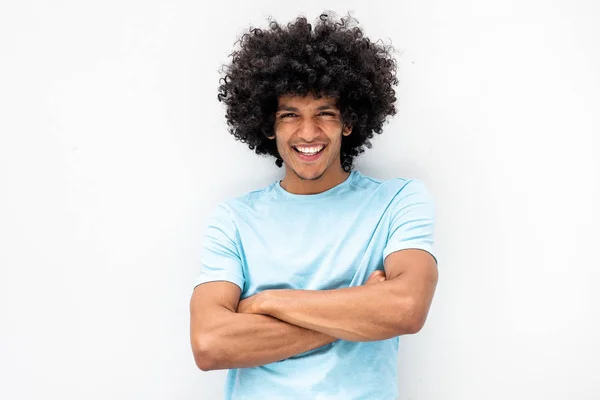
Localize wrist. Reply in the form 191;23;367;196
256;290;272;315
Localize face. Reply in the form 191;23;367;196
269;94;352;183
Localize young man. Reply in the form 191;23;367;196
190;14;438;399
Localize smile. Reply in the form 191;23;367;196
292;144;326;161
293;145;325;155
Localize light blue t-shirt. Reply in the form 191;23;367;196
196;170;436;400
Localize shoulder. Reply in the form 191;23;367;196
386;178;434;211
208;180;278;222
390;178;432;198
354;171;432;200
230;182;277;211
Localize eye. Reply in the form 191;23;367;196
280;113;297;119
318;111;337;117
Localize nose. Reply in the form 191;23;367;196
297;118;322;142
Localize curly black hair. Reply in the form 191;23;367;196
217;13;398;171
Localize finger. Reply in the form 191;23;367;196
366;270;386;284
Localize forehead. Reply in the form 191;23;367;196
277;94;339;109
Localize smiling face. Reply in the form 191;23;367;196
269;94;352;194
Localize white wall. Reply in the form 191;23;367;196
1;0;598;399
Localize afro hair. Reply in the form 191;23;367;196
217;13;399;171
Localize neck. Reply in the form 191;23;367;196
280;164;351;195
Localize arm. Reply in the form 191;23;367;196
190;269;388;371
240;179;439;341
239;249;438;342
189;280;336;371
190;203;335;371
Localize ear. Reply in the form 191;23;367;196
342;125;352;136
267;134;276;140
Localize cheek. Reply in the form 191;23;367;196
275;137;292;157
274;127;293;144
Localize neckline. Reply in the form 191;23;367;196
274;170;359;200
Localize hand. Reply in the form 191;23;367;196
237;292;265;315
364;270;387;285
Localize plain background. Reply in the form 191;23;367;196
1;0;599;399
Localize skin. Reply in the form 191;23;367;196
269;94;352;195
237;249;438;342
190;269;387;371
189;94;439;370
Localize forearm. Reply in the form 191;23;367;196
258;280;418;342
193;308;336;370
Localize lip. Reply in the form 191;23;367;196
293;144;326;162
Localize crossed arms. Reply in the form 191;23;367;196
189;248;438;371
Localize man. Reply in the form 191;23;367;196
190;13;438;400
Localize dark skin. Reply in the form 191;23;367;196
190;94;438;369
190;270;387;371
237;249;437;342
269;94;352;195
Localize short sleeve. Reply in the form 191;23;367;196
382;179;437;263
194;203;245;291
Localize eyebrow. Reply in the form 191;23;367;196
277;104;338;112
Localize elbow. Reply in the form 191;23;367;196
405;310;429;335
194;353;216;372
395;297;429;335
195;358;215;372
386;318;422;338
192;334;221;371
405;317;425;335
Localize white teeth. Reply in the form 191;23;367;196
295;145;324;155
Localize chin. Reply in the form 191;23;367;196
294;167;326;181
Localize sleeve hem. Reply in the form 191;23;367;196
383;243;437;265
194;274;245;292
